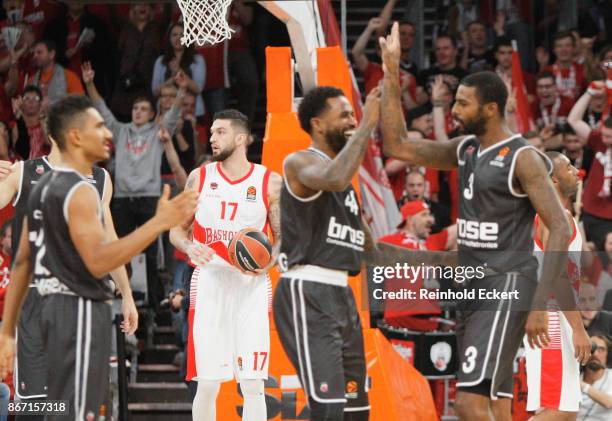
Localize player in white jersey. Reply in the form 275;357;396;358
170;110;281;421
524;151;591;419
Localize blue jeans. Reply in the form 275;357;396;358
0;382;10;421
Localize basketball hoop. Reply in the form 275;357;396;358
176;0;234;47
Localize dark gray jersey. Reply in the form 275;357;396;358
279;148;364;276
27;169;113;301
456;134;552;275
11;157;52;261
12;157;107;261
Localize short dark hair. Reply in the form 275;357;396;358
604;116;612;129
34;39;56;53
436;34;457;49
494;36;512;53
132;95;155;111
466;20;486;31
213;109;250;134
553;30;575;46
298;86;345;134
459;71;508;116
47;95;94;151
536;71;555;83
398;20;415;29
22;85;42;100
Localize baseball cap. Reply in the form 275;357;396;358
397;200;429;228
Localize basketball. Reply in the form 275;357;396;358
228;228;273;272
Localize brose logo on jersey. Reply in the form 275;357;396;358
326;217;365;251
457;218;499;248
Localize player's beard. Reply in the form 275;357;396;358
325;128;348;154
459;111;487;137
212;145;235;162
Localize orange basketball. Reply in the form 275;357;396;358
228;228;273;272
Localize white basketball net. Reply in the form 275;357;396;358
177;0;234;47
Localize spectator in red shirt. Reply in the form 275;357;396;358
543;31;588;101
531;71;574;131
567;82;612;250
378;201;456;330
351;17;417;110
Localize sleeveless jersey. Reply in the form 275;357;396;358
27;169;113;301
456;134;552;276
534;213;583;289
11;156;107;261
279;148;364;276
192;162;271;263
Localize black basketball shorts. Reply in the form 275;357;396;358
15;287;47;399
456;272;536;399
273;272;369;413
40;294;112;421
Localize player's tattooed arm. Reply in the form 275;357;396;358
267;172;282;248
361;218;457;267
285;88;381;196
379;23;462;170
170;168;199;254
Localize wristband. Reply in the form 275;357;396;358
432;99;446;108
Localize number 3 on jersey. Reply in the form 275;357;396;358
344;191;359;215
463;173;474;200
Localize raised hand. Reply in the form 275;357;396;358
154;184;198;230
535;47;550;70
81;61;95;85
158;127;172;143
175;70;188;90
368;17;384;32
431;75;447;102
379;21;400;75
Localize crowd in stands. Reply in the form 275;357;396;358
0;0;611;405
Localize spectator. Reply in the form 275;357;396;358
83;62;182;309
30;39;84;104
567;84;612;250
417;35;468;102
583;78;609;130
197;40;228;118
559;124;593;175
10;85;49;160
446;0;479;40
531;71;574;131
398;170;451;234
0;0;61;39
2;22;36;102
227;0;259;122
578;334;612;420
525;131;547;153
378;200;456;330
493;36;536;100
579;283;612;337
110;3;169;121
43;0;115;98
460;20;496;73
543;31;588;101
351;17;417;110
152;22;206;119
375;0;418;77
